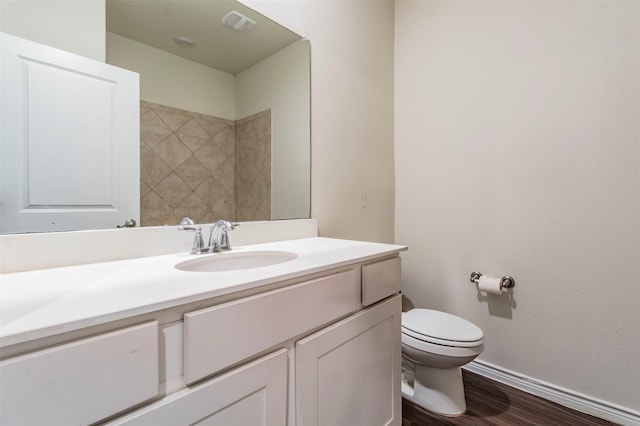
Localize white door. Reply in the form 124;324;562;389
296;295;402;426
0;32;139;233
107;349;288;426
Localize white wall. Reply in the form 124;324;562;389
236;39;311;220
106;32;236;120
395;0;640;414
241;0;395;243
0;0;105;61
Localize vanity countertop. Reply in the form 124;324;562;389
0;237;406;348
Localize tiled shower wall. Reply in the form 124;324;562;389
139;101;271;226
235;110;271;222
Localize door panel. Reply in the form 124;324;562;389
0;32;139;233
296;295;402;426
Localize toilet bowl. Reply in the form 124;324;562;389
401;309;484;416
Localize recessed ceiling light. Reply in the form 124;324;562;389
174;36;195;47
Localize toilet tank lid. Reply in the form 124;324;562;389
402;309;484;343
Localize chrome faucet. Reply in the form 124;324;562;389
178;224;206;255
208;220;239;252
178;218;238;254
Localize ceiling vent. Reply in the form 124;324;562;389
221;11;256;34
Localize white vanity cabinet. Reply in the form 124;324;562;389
112;257;400;426
0;242;404;426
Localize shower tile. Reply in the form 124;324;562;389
212;126;235;157
140;103;151;116
140;190;172;226
212;191;235;219
176;119;210;153
248;177;268;210
197;143;228;173
141;151;172;188
140;180;151;198
141;110;172;148
195;117;231;139
255;201;270;221
139;102;270;224
156;110;191;132
259;158;271;182
195;177;229;209
174;191;207;223
175;155;210;190
155;173;190;208
211;158;235;193
139;138;152;157
154;134;191;169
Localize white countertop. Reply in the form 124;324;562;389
0;237;406;348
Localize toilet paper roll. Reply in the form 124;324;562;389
478;276;503;295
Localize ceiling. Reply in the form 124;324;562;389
106;0;301;75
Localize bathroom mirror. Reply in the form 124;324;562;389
0;0;310;234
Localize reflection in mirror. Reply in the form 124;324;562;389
0;0;310;234
107;0;310;227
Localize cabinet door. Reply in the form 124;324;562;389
296;295;402;426
108;349;288;426
0;32;139;233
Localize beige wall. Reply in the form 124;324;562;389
236;39;311;220
242;0;395;243
0;0;105;61
395;0;640;413
106;32;236;120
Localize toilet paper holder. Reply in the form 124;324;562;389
469;271;515;289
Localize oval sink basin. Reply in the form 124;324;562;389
175;251;298;272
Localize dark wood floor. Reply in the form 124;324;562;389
402;370;618;426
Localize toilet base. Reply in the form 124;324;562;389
401;364;467;417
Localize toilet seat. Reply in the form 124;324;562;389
402;309;484;348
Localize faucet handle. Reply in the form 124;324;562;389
179;217;195;226
219;222;239;250
178;225;206;255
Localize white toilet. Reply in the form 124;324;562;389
401;308;484;416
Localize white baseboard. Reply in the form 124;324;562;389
464;360;640;426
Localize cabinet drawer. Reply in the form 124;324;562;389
361;257;401;306
0;321;159;426
106;349;288;426
184;269;358;384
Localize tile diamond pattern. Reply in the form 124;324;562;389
139;101;271;226
154;134;191;170
235;110;271;222
141;110;172;148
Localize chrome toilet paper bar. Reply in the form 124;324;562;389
469;271;515;289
